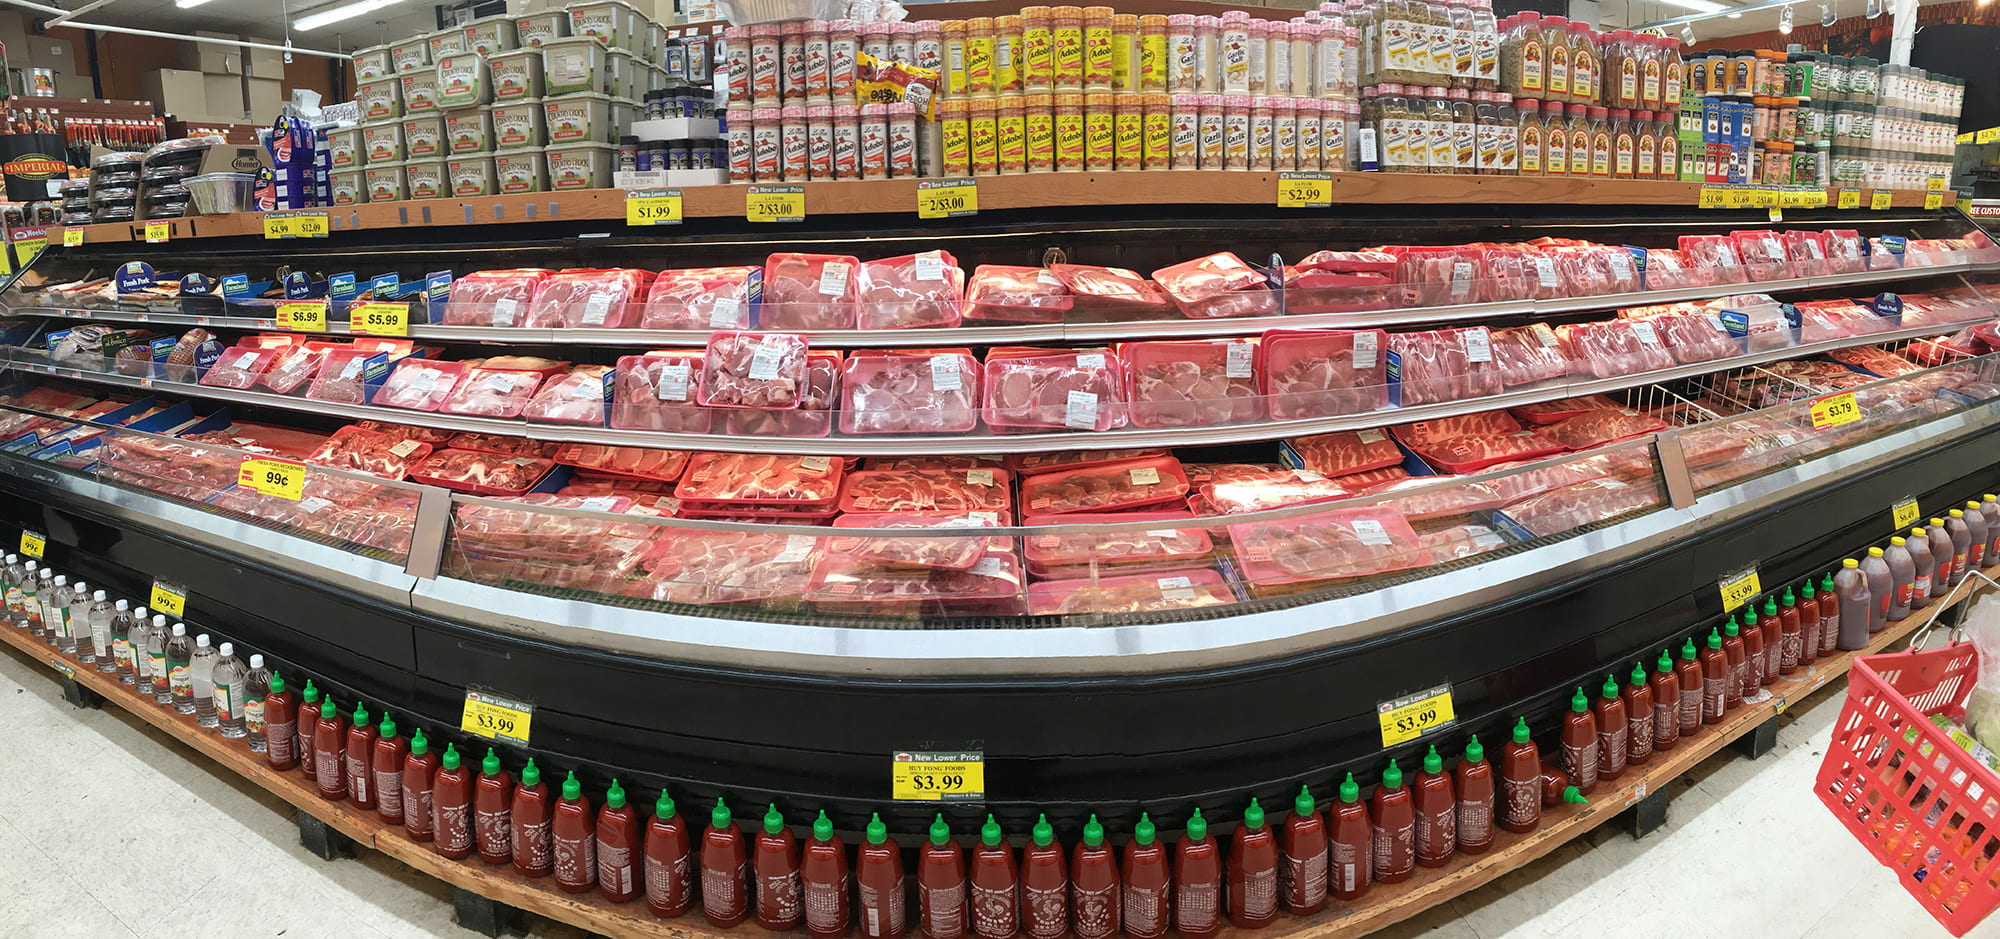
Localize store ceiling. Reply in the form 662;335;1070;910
1606;0;1953;41
40;0;438;54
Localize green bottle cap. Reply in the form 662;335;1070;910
1465;734;1484;764
1800;579;1816;600
814;810;835;842
711;798;731;830
1294;784;1315;817
606;779;626;809
301;679;318;704
268;672;285;695
1744;605;1758;627
765;803;785;835
1032;813;1054;846
378;714;397;739
1339;772;1360;803
562;770;584;801
980;814;1003;846
1134;812;1156;846
520;758;541;788
352;702;369;725
1511;717;1530;744
1601;675;1618;700
1381;759;1403;790
441;743;460;770
867;812;888;845
1082;813;1104;846
1563;786;1589;805
1681;639;1697;661
656;790;676;820
1762;596;1778;617
1244;798;1265;829
1571;687;1588;712
1822;573;1836;591
1423;745;1443;775
1187;806;1208;841
1724;614;1740;637
1657;651;1674;674
1631;663;1648;688
1708;628;1723;650
409;728;428;756
1782;587;1796;606
320;697;335;718
481;748;500;776
930;813;951;846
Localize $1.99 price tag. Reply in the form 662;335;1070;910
19;530;45;558
746;184;805;223
461;689;533;746
1811;391;1861;429
349;302;409;336
1720;566;1761;613
237;456;305;501
916;178;979;219
150;581;187;619
625;187;684;226
891;750;986;801
1277;172;1333;209
1378;683;1456;747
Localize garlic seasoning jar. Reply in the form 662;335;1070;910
1198;93;1226;167
1167;15;1199;93
1298;98;1324;170
1275;96;1298;169
1246;18;1269;95
1143;92;1172;169
1171;93;1200;168
1221;11;1252;94
1250;96;1275;169
1025;93;1056;171
1197;15;1222;93
1291;21;1317;99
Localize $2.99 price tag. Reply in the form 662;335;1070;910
1277;172;1333;209
150;581;187;619
237;456;305;501
1720;566;1761;613
349;302;409;336
625;188;684;226
916;178;979;219
1378;683;1456;747
1811;391;1861;430
746;184;805;223
891;750;986;802
19;530;45;558
461;689;533;746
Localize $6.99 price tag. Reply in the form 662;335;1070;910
891;750;986;802
1378;683;1456;747
462;689;533;746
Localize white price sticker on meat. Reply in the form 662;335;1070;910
965;469;995;486
818;261;851;295
492;297;518;325
657;363;691;400
581;293;613;325
930;355;962;391
1064;390;1099;429
1352;518;1393;545
1226;342;1255;378
1632;321;1660;347
1353;332;1379;369
914;252;946;282
1535;256;1558;288
747;342;786;381
1464;327;1492;363
1129;466;1161;485
1075;353;1106;370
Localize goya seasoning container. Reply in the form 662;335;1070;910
1025;92;1056;171
1055;92;1086;170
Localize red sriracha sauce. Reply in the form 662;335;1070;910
1121;812;1170;939
970;814;1018;939
1798;578;1822;665
473;748;515;865
551;771;595;892
263;672;298;771
1778;588;1803;674
1819;571;1840;656
644;791;693;918
1759;597;1782;683
1724;615;1750;708
1675;639;1703;735
1537;763;1589;807
702;799;750;928
1591;676;1627;782
1328;774;1372;899
1413;745;1457;867
1650;652;1680;753
1370;760;1416;884
511;758;554;879
1227;797;1279;927
1023;814;1069;939
920;813;968;939
295;681;319;779
1623;664;1653;768
1455;736;1494;854
1560;687;1599;793
1699;628;1728;724
371;714;409;826
431;743;474;860
345;701;378;809
755;803;803;930
1071;813;1120;939
1279;784;1328;913
1498;718;1540;834
802;810;849;939
857;812;907;939
1174;808;1222;937
402;728;438;843
312;697;347;800
597;779;641;902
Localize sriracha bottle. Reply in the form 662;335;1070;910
702;799;749;928
1327;774;1372;900
1622;664;1653;768
857;813;907;939
1820;571;1842;655
1798;579;1822;665
1412;745;1456;867
756;803;803;930
1674;639;1703;736
1071;813;1119;939
1591;676;1627;782
1279;784;1328;913
473;749;515;865
372;715;409;826
644;791;693;918
263;672;298;771
1649;652;1680;753
345;701;378;809
597;779;641;902
1455;736;1494;854
296;681;320;779
432;744;474;860
969;814;1018;939
1699;628;1729;723
1370;761;1415;884
1724;615;1751;707
1498;718;1540;834
1227;798;1278;928
1121;812;1169;939
403;729;438;843
1173;808;1222;937
801;810;849;939
512;758;554;879
312;697;347;800
920;813;967;939
1759;596;1782;682
1023;814;1068;939
1537;764;1589;807
1778;588;1803;674
1559;688;1598;793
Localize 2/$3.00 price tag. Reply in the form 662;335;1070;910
149;580;187;619
891;750;986;802
1378;683;1456;747
1720;565;1762;613
746;184;805;223
349;302;409;337
917;178;979;219
462;688;533;746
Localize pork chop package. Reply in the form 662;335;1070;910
1478;247;1558;302
1149;251;1280;319
806;548;1026;618
1258;328;1390;420
1019;456;1191;515
1501;475;1662;537
837;466;1014;515
1639;248;1702;290
1120;338;1262;428
610;352;714;432
1781;230;1831;279
856;250;965;330
1391;410;1523;451
840;349;982;435
1704;294;1796;352
677;452;846;508
1226;504;1431;588
760;253;860;330
1287;429;1404;477
641;529;821;607
523;365;613;425
1489;323;1571;387
1554;246;1641;297
698;331;809;409
1294;249;1399;276
1510;394;1623;424
1396;246;1487;307
1047;263;1172;319
1005;448;1171;473
1373;476;1507;521
827;513;1000;571
963;265;1074;324
306;425;434;479
727;351;839;437
1558;320;1675;379
1281;267;1397;314
1824;230;1867;275
522;268;652;328
1537;407;1669;450
440;367;547;418
1330;466;1411;493
443;433;560;458
442;269;551;326
1677;235;1749;285
1639;310;1740;364
982;348;1127;432
258;341;336;395
375;358;469;411
1196;469;1354;514
1405;427;1563;474
1027;568;1236;616
1388;327;1504;406
197;346;279;390
1729;230;1791;283
553;444;690;482
1019;510;1215;577
408;449;556;496
639;266;759;330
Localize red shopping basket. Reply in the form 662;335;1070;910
1816;641;1993;935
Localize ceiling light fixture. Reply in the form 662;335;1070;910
1820;0;1836;23
1659;0;1729;11
293;0;401;31
1779;4;1793;31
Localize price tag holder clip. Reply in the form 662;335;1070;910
891;750;986;802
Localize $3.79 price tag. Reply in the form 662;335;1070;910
19;530;45;558
1811;391;1861;429
150;581;187;619
1277;172;1333;209
1378;683;1456;747
237;456;305;501
461;689;533;746
349;302;409;336
891;750;985;801
916;178;979;219
1720;566;1761;612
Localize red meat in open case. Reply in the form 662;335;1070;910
856;250;965;330
728;352;839;437
1259;328;1389;420
639;266;759;330
1047;263;1172;319
1019;456;1190;515
1287;429;1404;477
611;352;713;432
524;366;612;425
1560;319;1676;378
522;268;652;328
1120;339;1262;427
827;513;1000;571
442;269;551;326
1388;327;1504;405
698;332;809;409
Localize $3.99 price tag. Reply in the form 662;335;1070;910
150;581;187;619
1893;497;1922;530
237;456;305;501
1277;172;1333;209
1811;391;1861;429
276;301;327;332
746;184;805;222
19;530;45;558
625;187;684;226
891;750;986;801
1378;683;1456;747
1720;566;1761;613
461;689;533;746
1837;189;1861;210
916;178;979;219
349;302;409;336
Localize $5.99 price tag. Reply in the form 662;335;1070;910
19;530;45;558
150;581;187;619
1277;171;1333;209
237;456;305;501
746;184;805;222
625;188;684;226
461;689;533;746
349;302;408;336
891;750;986;802
1720;566;1761;613
1811;391;1861;429
916;178;979;219
1378;683;1456;747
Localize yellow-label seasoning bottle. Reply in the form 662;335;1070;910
1084;7;1115;89
969;98;999;175
1143;92;1171;169
1053;7;1085;91
1115;93;1144;169
1085;91;1116;170
1055;92;1086;170
998;95;1028;173
942;21;969;98
1111;14;1140;92
995;15;1023;94
1026;92;1056;171
1021;6;1054;91
1140;15;1168;92
966;18;996;97
939;98;971;175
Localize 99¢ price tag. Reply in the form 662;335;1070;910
350;302;408;336
1720;566;1762;612
891;750;985;802
149;581;187;619
462;689;533;746
276;301;327;332
625;187;685;226
1811;391;1861;429
746;184;805;223
1892;497;1922;530
61;227;83;247
237;456;305;501
19;530;45;558
1378;683;1456;747
1277;171;1333;209
917;178;979;219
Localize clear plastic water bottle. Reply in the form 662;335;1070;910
191;634;218;726
107;599;132;680
42;573;67;648
212;642;247;738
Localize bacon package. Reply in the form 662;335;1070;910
610;352;713;432
827;513;999;571
1197;470;1353;514
197;347;278;389
638;266;759;330
442;269;551;326
1489;323;1570;387
1121;339;1262;428
1388;327;1504;406
1559;320;1676;379
727;351;838;437
522;268;651;328
1259;328;1389;420
839;349;982;434
1227;505;1431;588
837;467;1013;515
375;358;468;411
1287;429;1404;477
1020;510;1215;577
761;253;859;330
963;265;1073;324
553;444;689;482
1538;408;1669;450
1019;456;1191;515
1149;252;1279;319
676;452;846;507
1047;263;1172;319
1027;568;1236;615
523;365;612;425
439;368;546;418
408;449;556;495
982;349;1127;432
306;425;434;479
698;332;809;409
856;250;965;330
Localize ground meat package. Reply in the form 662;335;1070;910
553;444;690;482
1047;264;1172;319
1559;320;1676;379
197;347;279;389
1258;328;1390;420
1287;429;1404;477
982;348;1127;432
1489;323;1570;387
1019;510;1215;577
1121;339;1263;428
856;250;965;330
1226;505;1430;587
728;352;839;437
1388;327;1504;406
1027;568;1236;615
409;449;556;496
1149;252;1280;319
761;253;860;330
963;265;1073;324
1679;235;1750;284
1197;469;1353;514
376;358;469;411
522;268;652;328
1729;230;1791;283
837;467;1014;515
639;266;759;330
699;331;809;409
442;269;552;326
827;513;999;571
1640;249;1703;290
523;365;612;425
1538;408;1669;450
610;352;714;432
1019;457;1191;515
840;349;982;435
439;368;546;418
306;425;435;479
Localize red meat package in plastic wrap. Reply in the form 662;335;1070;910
1227;505;1431;589
1388;327;1504;406
1510;393;1624;424
1005;449;1170;473
1677;235;1749;284
1639;310;1740;364
1729;230;1791;283
258;342;336;395
1295;249;1399;276
839;349;982;434
1501;475;1662;537
1537;408;1668;450
355;420;457;444
306;426;434;479
442;269;551;326
522;268;651;328
1639;248;1703;290
1282;267;1397;314
1331;466;1411;493
982;348;1127;432
523;366;612;425
439;368;546;418
698;332;808;409
856;250;965;330
1019;457;1191;515
1020;510;1215;577
409;449;555;496
838;466;1014;516
197;347;278;389
827;513;999;571
1900;293;1992;330
1027;568;1236;615
1479;248;1558;302
1392;410;1522;450
806;548;1026;618
1149;251;1279;319
443;432;559;458
761;253;859;330
1396;247;1487;306
1047;263;1172;319
1555;246;1641;297
1287;428;1403;477
375;358;468;411
1121;339;1262;428
1197;469;1353;514
1559;320;1675;379
1794;300;1890;343
1421;523;1510;561
1781;231;1831;278
611;352;713;432
1408;427;1564;474
641;529;821;607
1371;476;1506;521
677;452;846;507
1826;345;1922;377
727;352;839;437
964;265;1073;324
1704;294;1795;352
1259;328;1390;420
1823;230;1867;275
638;267;759;330
553;444;689;482
1477;454;1614;503
1489;323;1570;387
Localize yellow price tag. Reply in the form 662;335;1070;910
1979;127;2000;145
1871;190;1893;211
746;184;805;222
1276;171;1334;209
1960;132;1977;145
144;221;169;244
461;689;533;746
12;231;45;267
1779;189;1813;208
262;212;293;239
276;301;327;332
1928;176;1949;192
1806;189;1829;208
1378;683;1457;748
917;177;980;218
349;302;409;336
1721;567;1762;613
1925;192;1945;211
1811;391;1861;429
61;227;83;247
1755;189;1781;207
19;530;45;558
149;581;187;619
1837;189;1861;209
291;210;329;238
1698;187;1725;209
891;750;986;802
1769;207;1783;222
625;187;685;226
237;456;306;501
1893;498;1922;530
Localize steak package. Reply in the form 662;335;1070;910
964;265;1072;324
1226;505;1431;587
1019;456;1190;515
639;266;759;330
1388;327;1504;406
1510;394;1624;424
375;358;468;411
522;365;612;425
1005;448;1171;473
982;348;1127;432
1259;328;1390;420
1287;429;1404;477
1020;510;1215;577
408;448;555;495
439;367;547;418
610;352;713;432
1120;338;1262;428
698;331;809;409
1027;568;1235;615
442;269;551;326
837;467;1014;515
1149;251;1279;319
522;268;652;328
1047;263;1172;319
856;250;965;330
761;253;859;330
840;349;982;435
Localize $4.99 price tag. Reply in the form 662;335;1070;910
1378;683;1456;747
891;750;985;802
461;689;533;746
1811;391;1861;429
917;178;979;219
1893;497;1922;530
625;187;684;226
237;456;305;501
150;581;187;619
19;530;45;558
1720;566;1761;613
276;301;327;332
1277;171;1334;209
746;184;805;222
349;302;409;336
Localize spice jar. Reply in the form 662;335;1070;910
1115;93;1144;169
1656;111;1680;180
1168;15;1198;93
1025;92;1056;171
1326;100;1352;170
1446;0;1475;87
1542;101;1568;175
1055;92;1086;170
1249;95;1275;170
887;101;917;177
1274;96;1297;170
1777;96;1798;143
803;21;831;102
1144;92;1172;169
1660;38;1682;104
1053;6;1085;90
889;22;916;65
1609;107;1633;177
997;95;1026;173
1082;6;1113;89
1543;15;1571;101
1022;6;1054;91
1448;87;1477;174
832;104;859;178
780;104;808;181
1476;91;1517;174
938;98;970;175
807;104;834;179
968;97;999;175
1568;22;1597;105
1141;15;1169;91
1083;91;1115;170
1198;92;1226;167
1111;14;1140;91
1633;109;1656;178
1584;105;1610;176
1220;11;1251;94
941;21;968;98
1246;18;1269;95
728;106;755;181
1516;97;1542;174
914;21;942;72
1171;92;1200;168
830;20;859;101
996;15;1023;93
1197;15;1222;92
1298;97;1323;171
750;25;781;105
1425;86;1455;173
859;21;889;62
724;27;751;102
967;18;996;97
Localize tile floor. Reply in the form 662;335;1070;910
0;638;1992;939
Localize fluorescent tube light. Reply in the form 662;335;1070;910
174;0;215;7
1659;0;1729;10
293;0;400;30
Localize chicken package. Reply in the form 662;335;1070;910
610;352;714;433
982;349;1127;432
1537;408;1669;450
1047;263;1172;319
1371;475;1507;521
837;466;1014;515
963;265;1073;324
856;250;965;330
1488;323;1571;387
1395;246;1487;307
1510;393;1624;424
1559;320;1676;379
1640;248;1703;291
640;529;821;607
1407;427;1564;474
553;444;690;482
522;268;652;329
439;367;547;418
806;548;1026;618
1027;568;1236;616
442;269;551;326
197;347;279;390
1729;230;1791;283
639;266;759;330
839;349;982;435
761;253;860;330
1020;456;1191;515
1500;476;1662;537
1005;449;1172;473
1781;231;1831;279
698;331;809;409
1824;230;1867;275
408;449;556;495
1197;469;1354;514
1391;410;1522;451
1020;510;1215;577
1282;268;1398;314
161;328;221;383
1121;339;1262;428
306;426;434;479
258;341;336;395
1226;504;1430;588
443;432;560;458
1554;246;1641;297
1259;328;1390;420
1678;235;1750;284
523;365;613;425
827;513;1000;571
676;452;846;508
1149;251;1279;319
1388;327;1504;406
375;358;469;411
1420;523;1510;561
1287;428;1404;477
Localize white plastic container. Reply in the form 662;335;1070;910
492;98;548;149
463;14;520;55
353;45;393;83
611;96;639;139
356;78;403;121
516;11;570;47
331;168;365;205
495;150;550;193
364;161;408;202
444;107;495;153
607;49;638;99
428;28;469;60
328;126;364;169
399;69;442;113
360;120;406;163
448;152;499;196
645;22;665;60
542;36;609;95
405;158;449;198
401;114;446;159
490;48;546;101
390;38;431;73
544;142;612;189
567;0;641;51
543;92;613;144
436;53;492;108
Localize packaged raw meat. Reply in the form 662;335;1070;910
1559;320;1676;379
839;349;982;435
1639;248;1703;290
1391;411;1523;451
1294;249;1398;275
1900;294;1993;330
639;530;820;607
1287;429;1403;477
442;269;551;326
1330;466;1411;493
355;420;458;445
1678;235;1749;284
1728;230;1791;283
963;265;1073;324
610;352;714;433
1259;328;1390;420
982;349;1127;432
1281;268;1397;314
761;253;860;330
1477;248;1554;302
1120;339;1262;428
1489;324;1570;387
1500;476;1662;537
1388;327;1504;406
1396;246;1487;307
1197;469;1353;514
1370;476;1506;521
258;341;336;395
375;358;469;411
1149;252;1279;319
1005;449;1171;473
856;250;965;330
1793;300;1889;344
409;449;556;495
523;365;613;425
1780;231;1831;279
676;452;846;506
1408;427;1564;474
866;455;1007;471
161;328;221;383
1226;505;1431;588
1510;394;1624;424
1537;408;1669;450
1027;568;1235;615
1419;523;1509;561
439;368;546;418
1553;246;1641;297
474;355;571;377
1019;510;1215;577
806;549;1025;617
837;466;1014;515
306;426;434;479
1465;455;1613;503
522;268;651;328
1704;295;1796;353
197;347;279;389
639;267;759;330
303;352;384;409
1824;230;1867;275
1645;310;1740;364
1047;263;1172;319
1019;457;1190;515
727;352;839;437
827;513;999;571
698;331;809;409
553;444;690;482
1826;345;1922;377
